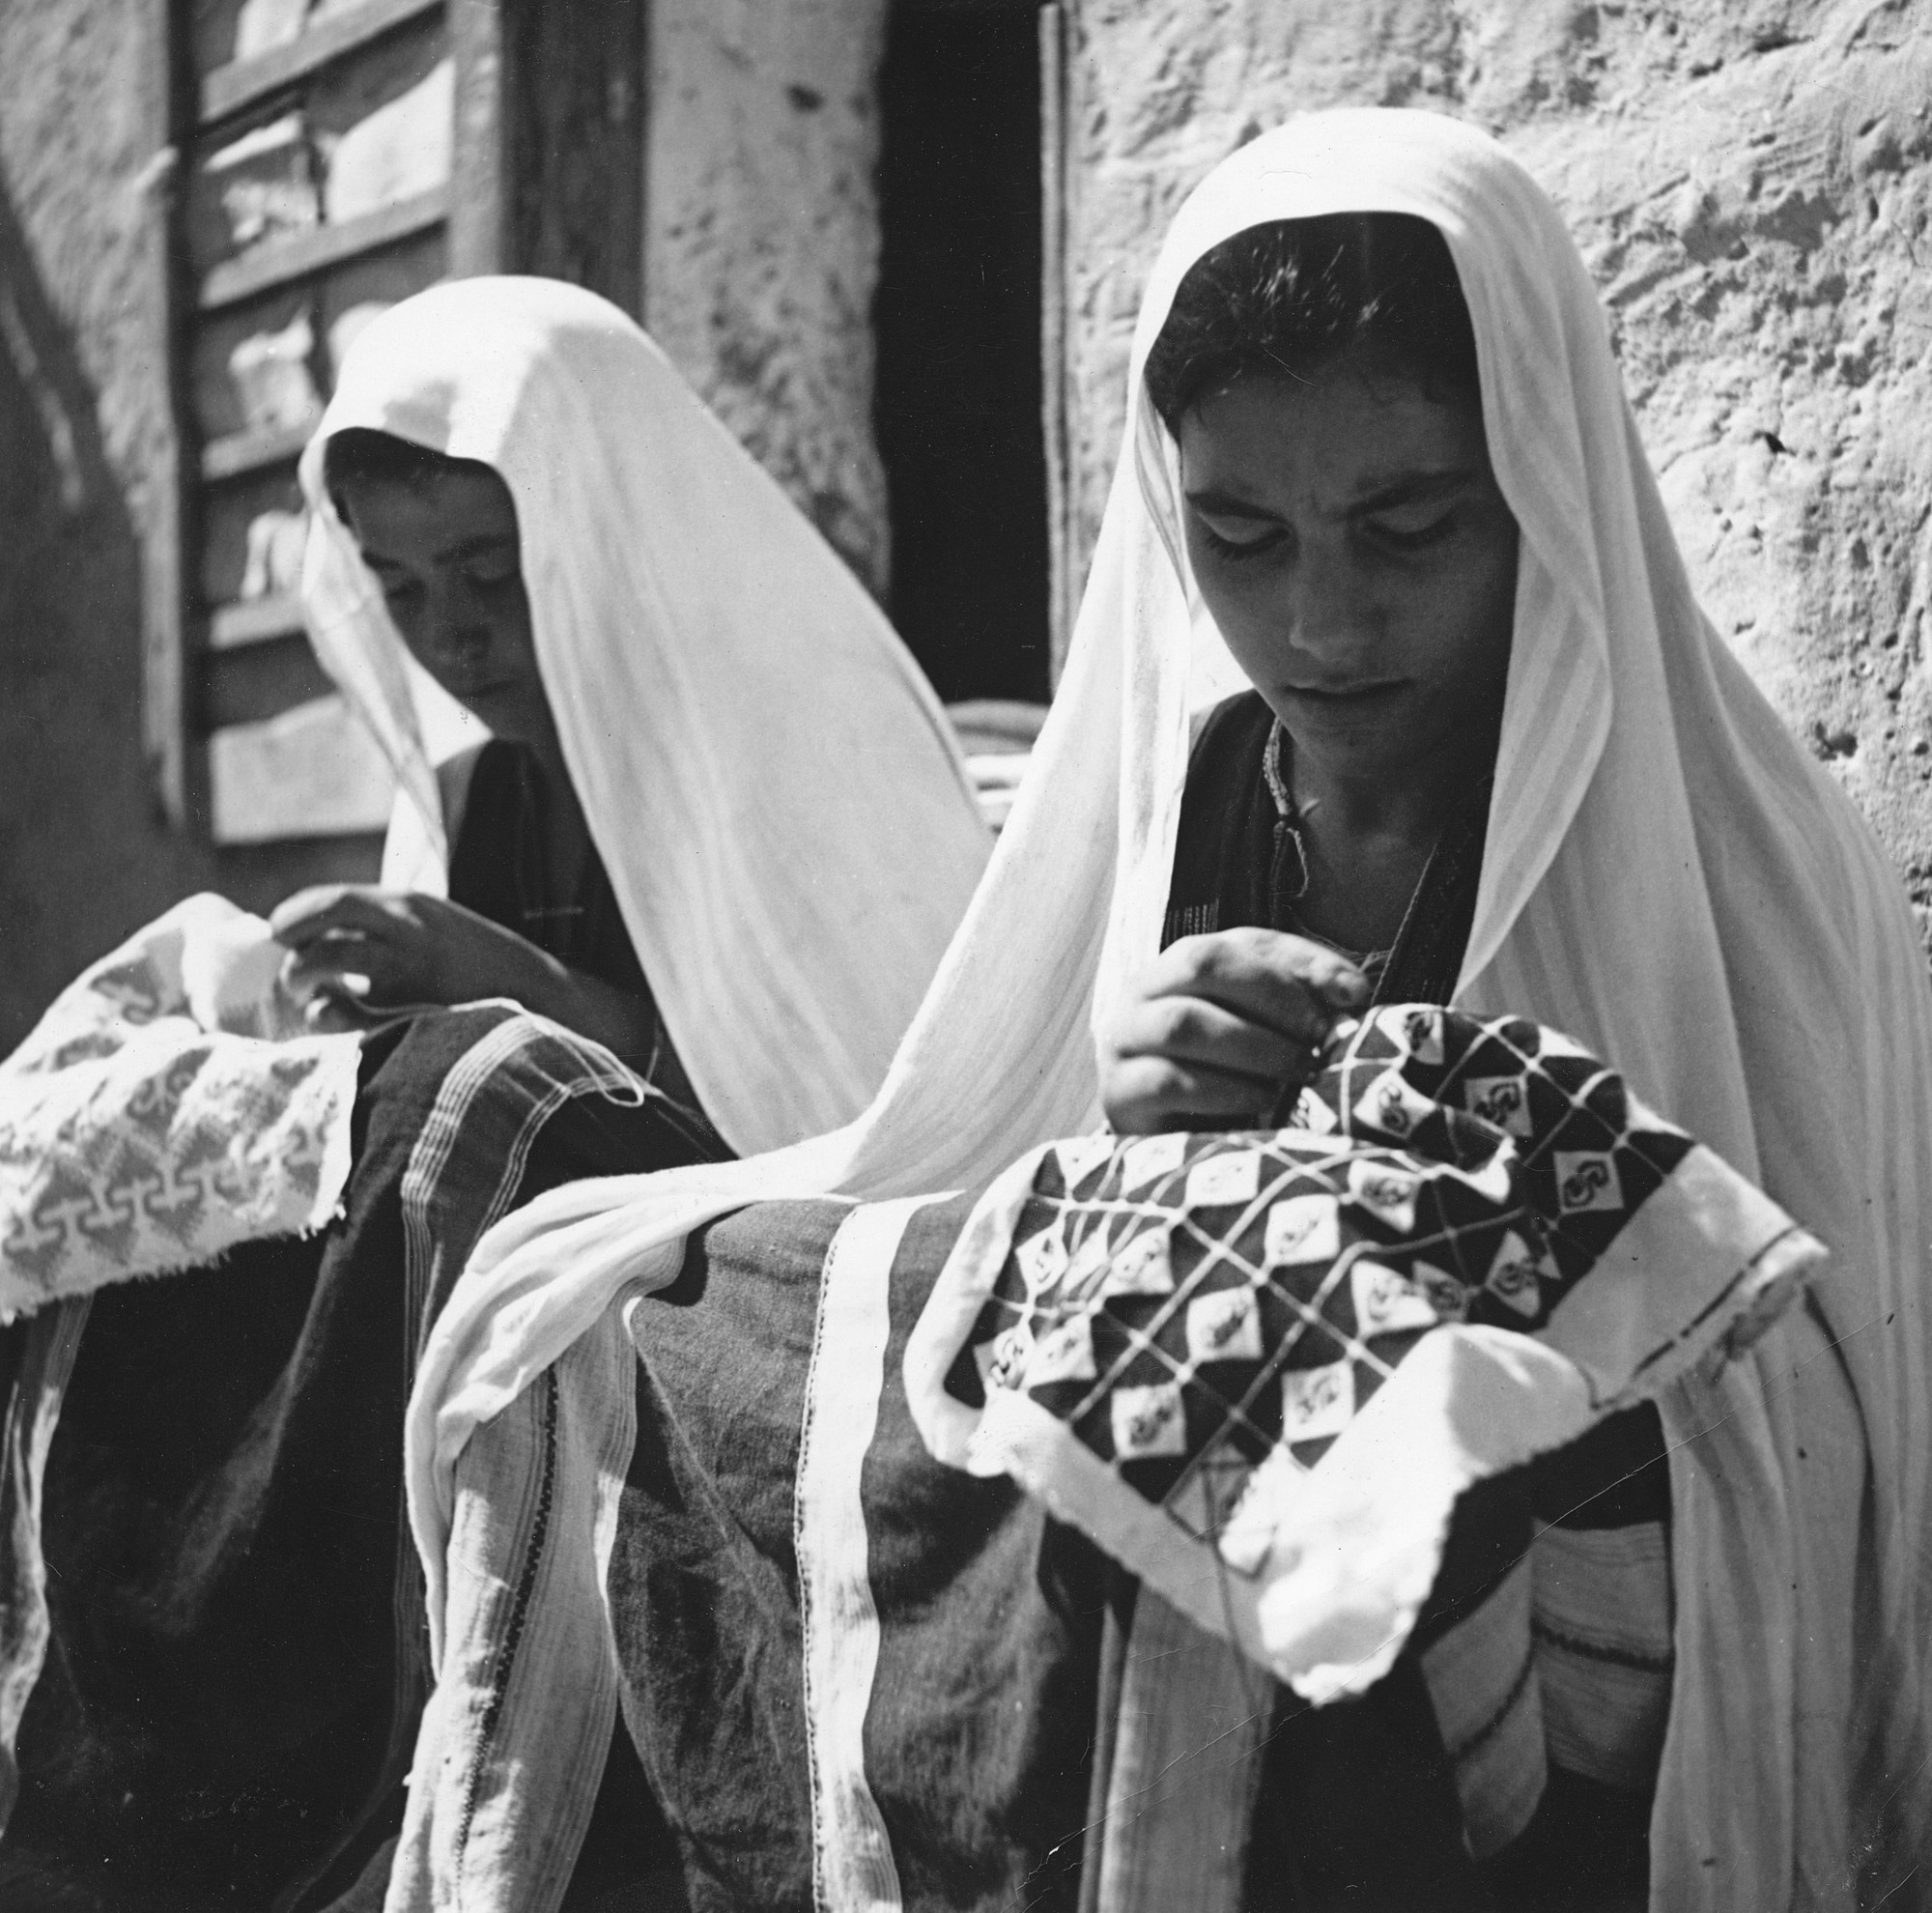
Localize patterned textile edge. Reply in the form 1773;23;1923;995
0;895;362;1320
794;1198;936;1913
387;1315;637;1913
905;1090;1823;1707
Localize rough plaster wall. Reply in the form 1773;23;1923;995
643;0;893;596
0;0;372;1048
0;0;219;1048
1062;0;1932;928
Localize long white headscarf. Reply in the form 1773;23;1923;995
297;276;990;1156
401;123;1932;1905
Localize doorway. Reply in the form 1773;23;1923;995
873;0;1049;705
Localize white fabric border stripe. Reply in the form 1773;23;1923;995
1096;1589;1269;1913
384;1014;639;1833
795;1196;938;1913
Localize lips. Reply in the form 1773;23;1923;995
1282;680;1403;701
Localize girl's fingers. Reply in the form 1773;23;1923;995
1110;995;1310;1083
270;886;411;947
1101;1055;1283;1136
283;939;404;1001
1151;928;1366;1039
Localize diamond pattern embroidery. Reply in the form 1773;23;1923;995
1111;1382;1187;1459
1411;1259;1470;1323
1484;1229;1548;1317
1053;1134;1118;1192
1554;1150;1624;1215
1187;1151;1261;1209
1264;1193;1341;1267
957;1006;1695;1572
1014;1226;1069;1296
1391;1007;1446;1066
1351;1259;1440;1336
1119;1132;1187;1191
1283;1358;1356;1442
1463;1073;1533;1137
1026;1316;1097;1386
1100;1229;1174;1298
1186;1286;1264;1364
1347;1157;1420;1234
1350;1068;1437;1144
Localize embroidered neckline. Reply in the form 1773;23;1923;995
1263;718;1293;819
1263;718;1394;979
1262;721;1312;906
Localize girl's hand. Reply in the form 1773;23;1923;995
1098;928;1367;1135
270;885;657;1065
269;886;555;1014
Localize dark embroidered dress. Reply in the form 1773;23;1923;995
455;739;651;988
1;744;725;1910
1163;691;1489;1011
1158;694;1668;1912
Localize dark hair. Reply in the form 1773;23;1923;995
324;428;475;511
1144;213;1480;427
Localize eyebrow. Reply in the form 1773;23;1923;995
360;531;518;569
1185;468;1482;521
437;531;518;563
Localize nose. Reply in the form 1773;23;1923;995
412;573;492;670
1276;538;1377;675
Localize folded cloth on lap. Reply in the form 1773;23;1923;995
906;1004;1822;1703
0;894;364;1319
1;1000;717;1895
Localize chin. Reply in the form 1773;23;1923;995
462;697;544;742
1272;694;1408;745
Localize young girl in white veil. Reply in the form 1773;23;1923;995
0;278;989;1909
388;118;1932;1910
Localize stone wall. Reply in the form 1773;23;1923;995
0;0;217;1049
0;0;388;1050
1058;0;1932;928
643;0;893;597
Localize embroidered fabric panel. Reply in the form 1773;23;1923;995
959;1007;1696;1553
0;898;360;1317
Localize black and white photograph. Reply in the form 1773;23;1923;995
0;3;1929;1908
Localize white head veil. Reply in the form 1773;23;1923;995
401;127;1932;1903
297;276;990;1157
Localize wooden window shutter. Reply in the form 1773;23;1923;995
168;0;509;848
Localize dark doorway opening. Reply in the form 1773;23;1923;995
874;0;1049;705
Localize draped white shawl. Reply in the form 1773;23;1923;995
401;123;1932;1905
297;276;990;1156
